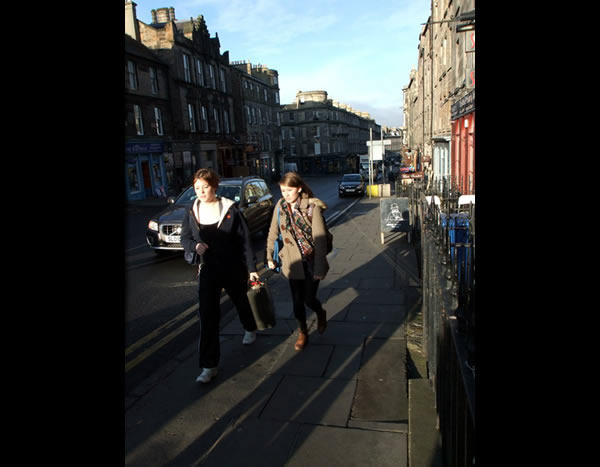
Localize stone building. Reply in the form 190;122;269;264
403;0;475;194
280;90;381;175
230;61;282;184
126;2;246;197
125;20;173;200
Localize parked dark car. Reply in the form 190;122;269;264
146;176;274;252
338;173;365;197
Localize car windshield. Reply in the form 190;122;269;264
174;184;242;205
343;175;362;182
174;186;196;205
217;185;242;203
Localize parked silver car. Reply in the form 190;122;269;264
146;176;273;252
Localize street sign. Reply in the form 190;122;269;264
368;140;391;161
369;145;383;160
380;197;410;245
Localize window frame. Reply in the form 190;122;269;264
133;104;144;135
127;60;138;90
154;107;164;135
183;54;192;82
187;103;197;132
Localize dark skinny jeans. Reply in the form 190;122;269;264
288;261;325;333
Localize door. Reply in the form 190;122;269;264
141;160;152;198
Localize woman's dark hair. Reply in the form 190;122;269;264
279;172;314;198
193;168;220;189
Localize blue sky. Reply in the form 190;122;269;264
131;0;431;127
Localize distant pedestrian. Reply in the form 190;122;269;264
181;168;260;384
266;172;329;350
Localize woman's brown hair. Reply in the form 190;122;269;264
193;168;220;189
279;172;314;198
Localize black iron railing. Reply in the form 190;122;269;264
403;179;476;466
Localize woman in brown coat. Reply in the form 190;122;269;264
266;172;329;350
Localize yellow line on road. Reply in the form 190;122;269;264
125;302;198;357
125;316;198;372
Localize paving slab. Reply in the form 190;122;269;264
409;379;443;467
310;320;405;346
271;343;334;378
345;303;407;323
261;375;356;427
359;337;407;381
125;336;287;466
322;344;363;380
351;337;408;423
221;316;297;336
286;424;407;467
201;418;303;467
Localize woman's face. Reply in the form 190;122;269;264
194;178;217;203
280;184;301;204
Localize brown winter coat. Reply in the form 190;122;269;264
266;194;330;280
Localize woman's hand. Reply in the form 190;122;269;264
267;260;276;270
195;242;208;254
249;272;260;282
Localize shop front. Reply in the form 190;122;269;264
450;90;475;195
125;141;167;201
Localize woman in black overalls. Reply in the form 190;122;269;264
181;169;260;384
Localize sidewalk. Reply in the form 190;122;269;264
125;196;423;467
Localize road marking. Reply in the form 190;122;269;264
326;197;360;224
125;263;269;373
125;302;199;357
125;316;198;372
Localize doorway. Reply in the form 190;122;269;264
141;160;152;197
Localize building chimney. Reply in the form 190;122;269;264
124;1;140;41
153;6;176;23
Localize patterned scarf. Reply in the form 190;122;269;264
279;197;314;257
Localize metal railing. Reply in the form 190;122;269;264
402;179;476;466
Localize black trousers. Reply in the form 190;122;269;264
288;262;325;333
197;264;257;369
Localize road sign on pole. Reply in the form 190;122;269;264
366;140;391;161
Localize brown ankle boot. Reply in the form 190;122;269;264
316;309;327;334
295;330;308;351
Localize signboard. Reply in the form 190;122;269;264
369;145;383;161
125;141;164;154
367;140;391;161
466;69;475;89
466;31;475;53
451;89;475;120
401;172;424;180
380;197;410;234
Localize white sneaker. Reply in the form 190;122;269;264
242;330;257;345
196;367;218;384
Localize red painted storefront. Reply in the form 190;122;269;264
451;90;475;194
